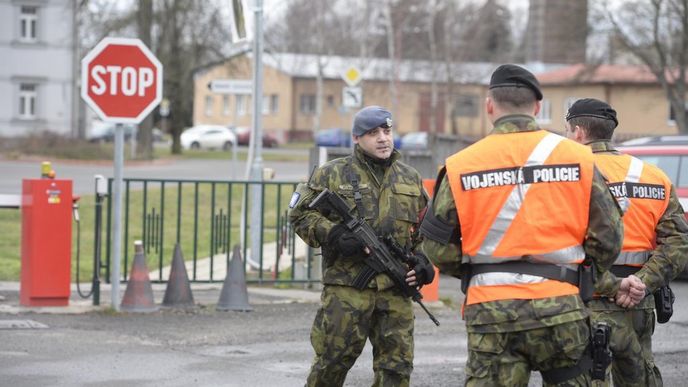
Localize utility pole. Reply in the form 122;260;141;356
249;0;264;270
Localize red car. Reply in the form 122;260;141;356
230;126;278;148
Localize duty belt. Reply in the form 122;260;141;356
463;261;579;294
609;265;641;278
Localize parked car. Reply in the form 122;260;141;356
180;125;237;150
400;132;428;150
618;144;688;279
88;121;167;143
620;135;688;147
315;127;351;147
230;126;279;148
87;121;137;143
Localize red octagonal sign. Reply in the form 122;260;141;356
81;37;163;124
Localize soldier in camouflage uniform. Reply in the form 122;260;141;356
565;98;688;387
419;65;624;386
288;106;433;387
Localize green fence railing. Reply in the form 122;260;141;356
102;178;319;285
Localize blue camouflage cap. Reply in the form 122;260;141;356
352;106;393;136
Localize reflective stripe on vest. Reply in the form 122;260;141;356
477;133;565;256
615;250;650;265
616;157;643;213
446;131;593;305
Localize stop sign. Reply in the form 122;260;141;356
81;37;163;124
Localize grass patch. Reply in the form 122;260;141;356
153;147;308;162
0;133;311;163
0;181;299;282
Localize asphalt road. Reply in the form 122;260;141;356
0;149;311;195
1;277;688;386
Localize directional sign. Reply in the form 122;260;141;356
81;37;163;124
341;66;362;87
342;86;362;108
208;79;252;94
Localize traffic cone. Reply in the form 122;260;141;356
162;243;195;308
216;245;253;312
120;240;159;312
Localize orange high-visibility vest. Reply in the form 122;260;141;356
593;153;671;267
446;130;594;305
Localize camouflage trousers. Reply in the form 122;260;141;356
590;300;662;387
305;284;414;387
465;319;591;387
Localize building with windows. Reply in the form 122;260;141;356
537;63;683;140
192;52;505;140
193;52;681;142
0;0;77;137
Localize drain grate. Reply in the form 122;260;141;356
0;320;49;329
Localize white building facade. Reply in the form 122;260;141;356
0;0;76;137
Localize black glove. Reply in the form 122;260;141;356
410;253;435;285
327;224;366;258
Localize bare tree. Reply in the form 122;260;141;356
607;0;688;133
79;0;230;154
136;0;154;159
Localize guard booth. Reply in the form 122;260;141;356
20;178;73;306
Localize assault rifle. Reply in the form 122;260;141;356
308;188;440;326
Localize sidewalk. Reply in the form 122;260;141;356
0;280;322;315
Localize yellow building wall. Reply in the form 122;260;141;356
540;84;679;140
193;55;681;143
192;56;293;133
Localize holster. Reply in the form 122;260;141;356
654;285;675;324
590;321;612;381
578;261;595;303
460;264;472;295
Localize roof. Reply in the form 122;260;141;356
195;50;566;85
537;63;659;85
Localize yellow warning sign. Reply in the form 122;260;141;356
341;66;362;87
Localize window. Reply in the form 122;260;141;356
262;95;270;115
262;94;279;115
326;95;334;108
300;94;316;115
223;95;230;116
454;94;479;117
536;98;552;124
564;97;580;112
669;102;688;125
19;6;38;42
205;95;213;116
270;94;279;114
236;95;249;116
18;83;37;119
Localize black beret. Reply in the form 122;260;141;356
489;64;543;100
566;98;618;127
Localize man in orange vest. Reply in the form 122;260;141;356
565;98;688;386
418;64;624;385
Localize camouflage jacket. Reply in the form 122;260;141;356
288;145;428;290
419;115;624;332
588;140;688;311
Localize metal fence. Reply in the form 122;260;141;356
102;178;319;285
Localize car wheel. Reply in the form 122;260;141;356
191;141;200;149
223;141;233;150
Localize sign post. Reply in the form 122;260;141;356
81;37;163;311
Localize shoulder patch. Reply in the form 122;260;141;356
289;192;301;208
